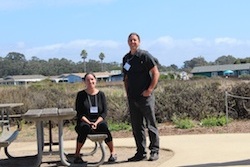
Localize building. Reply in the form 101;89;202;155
191;63;250;78
0;71;124;85
0;75;47;85
56;71;120;83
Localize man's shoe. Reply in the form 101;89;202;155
128;154;147;162
148;152;159;161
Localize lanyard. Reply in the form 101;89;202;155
127;55;135;63
87;94;98;107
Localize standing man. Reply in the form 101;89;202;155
122;32;160;161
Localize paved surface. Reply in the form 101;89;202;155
113;134;250;167
3;133;250;167
158;133;250;167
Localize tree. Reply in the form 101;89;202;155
24;56;43;75
99;52;105;71
4;52;27;76
170;64;178;71
182;56;208;72
234;57;250;64
215;55;236;65
87;59;102;72
80;50;88;72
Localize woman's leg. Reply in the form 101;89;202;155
75;141;84;157
106;141;115;154
97;121;116;155
74;122;91;157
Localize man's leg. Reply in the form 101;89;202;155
143;95;160;160
128;99;147;161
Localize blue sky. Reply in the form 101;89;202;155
1;0;250;68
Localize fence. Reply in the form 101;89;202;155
225;91;250;123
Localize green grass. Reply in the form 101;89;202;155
108;121;132;132
200;116;229;127
172;117;195;129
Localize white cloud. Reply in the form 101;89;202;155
66;39;120;48
146;36;250;67
2;36;250;68
27;43;63;53
191;38;211;45
22;39;121;62
146;36;176;49
214;37;243;45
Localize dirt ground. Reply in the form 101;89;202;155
1;120;250;167
15;120;250;142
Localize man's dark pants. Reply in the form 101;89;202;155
128;94;160;155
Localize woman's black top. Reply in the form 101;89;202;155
75;90;107;124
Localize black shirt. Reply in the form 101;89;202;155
122;49;156;99
75;90;107;123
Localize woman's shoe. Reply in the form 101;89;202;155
74;156;87;164
108;154;117;162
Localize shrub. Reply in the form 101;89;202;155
191;75;209;80
200;116;229;127
238;74;250;80
172;118;195;129
1;78;250;126
228;82;250;118
155;79;225;122
171;114;195;129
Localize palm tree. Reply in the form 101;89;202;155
99;52;105;71
80;50;87;72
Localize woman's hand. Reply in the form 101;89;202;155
90;122;97;129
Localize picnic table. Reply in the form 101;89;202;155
0;103;23;158
22;108;76;166
22;108;108;167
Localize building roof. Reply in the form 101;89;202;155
3;75;47;80
0;71;123;84
60;72;115;79
191;63;250;73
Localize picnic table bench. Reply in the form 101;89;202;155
67;134;107;167
0;123;21;158
85;134;108;167
0;103;23;158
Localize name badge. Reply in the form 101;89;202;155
123;62;131;71
90;106;98;113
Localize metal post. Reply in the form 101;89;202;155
225;91;228;124
49;120;53;152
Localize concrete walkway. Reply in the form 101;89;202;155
158;133;250;167
63;133;250;167
3;133;250;167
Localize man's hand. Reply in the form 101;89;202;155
142;89;152;97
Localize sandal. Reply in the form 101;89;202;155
74;156;87;164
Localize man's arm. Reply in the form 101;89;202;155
142;65;160;97
123;75;129;97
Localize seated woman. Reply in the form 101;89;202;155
74;72;117;164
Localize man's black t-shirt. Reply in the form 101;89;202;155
123;49;156;99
